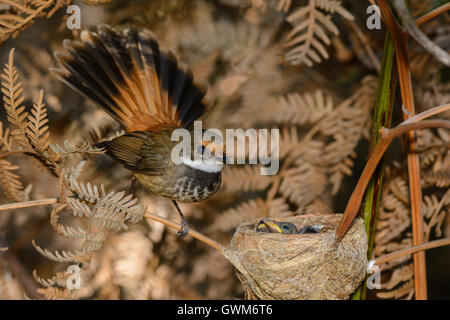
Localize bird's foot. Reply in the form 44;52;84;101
177;218;190;238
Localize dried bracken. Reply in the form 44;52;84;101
0;0;71;43
0;0;448;301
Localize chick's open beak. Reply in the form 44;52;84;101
256;219;283;233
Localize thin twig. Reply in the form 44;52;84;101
144;213;223;252
0;198;58;212
372;238;450;266
392;0;450;66
415;2;450;27
0;197;224;252
346;19;381;72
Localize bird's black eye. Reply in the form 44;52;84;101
281;223;292;233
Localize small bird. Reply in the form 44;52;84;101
256;219;298;234
256;219;325;235
51;24;224;237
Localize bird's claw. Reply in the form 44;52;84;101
177;218;190;238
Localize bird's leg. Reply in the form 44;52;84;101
172;200;190;238
129;176;137;195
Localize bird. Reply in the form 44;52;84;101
256;219;325;235
50;24;225;237
256;219;298;234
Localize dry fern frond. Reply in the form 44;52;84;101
0;158;28;201
26;89;50;153
374;154;450;300
0;121;12;152
24;89;60;176
33;162;144;265
36;286;70;300
279;162;327;207
223;166;273;193
283;0;353;66
377;278;414;300
50;140;105;157
213;75;376;235
1;49;63;176
1;49;28;145
210;197;292;232
418;128;450;188
32;239;87;263
0;0;69;43
33;269;69;288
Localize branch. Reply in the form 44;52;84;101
0;197;225;253
336;104;450;241
0;198;58;212
392;0;450;66
415;2;450;27
143;213;223;252
379;0;429;299
371;238;450;266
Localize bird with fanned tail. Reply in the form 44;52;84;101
51;24;225;237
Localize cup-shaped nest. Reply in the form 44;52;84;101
222;214;367;300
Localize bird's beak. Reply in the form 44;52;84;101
214;153;228;165
256;219;283;233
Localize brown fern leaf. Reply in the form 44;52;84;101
377;279;414;300
223;166;274;193
0;159;27;202
0;121;12;153
34;162;144;265
0;0;67;43
1;49;28;145
283;0;353;66
33;269;69;288
24;89;60;176
279;162;327;207
36;287;70;300
26;89;50;152
209;197;292;232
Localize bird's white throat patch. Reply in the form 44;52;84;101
181;156;223;173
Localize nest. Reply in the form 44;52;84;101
222;214;368;300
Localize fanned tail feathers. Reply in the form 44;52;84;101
51;23;207;131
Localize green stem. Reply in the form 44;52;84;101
352;31;397;300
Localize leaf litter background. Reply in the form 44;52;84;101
0;0;448;299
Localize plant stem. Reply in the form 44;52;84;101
0;198;58;212
336;110;450;240
352;31;396;300
378;0;428;299
373;238;450;266
143;213;223;251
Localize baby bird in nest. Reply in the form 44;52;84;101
51;24;225;237
256;219;325;234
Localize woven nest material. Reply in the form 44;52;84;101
222;214;368;300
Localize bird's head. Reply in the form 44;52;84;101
180;139;226;173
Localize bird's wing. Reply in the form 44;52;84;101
99;131;174;175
